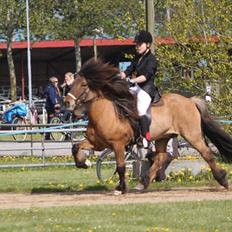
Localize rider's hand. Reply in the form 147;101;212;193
120;71;126;79
125;77;135;87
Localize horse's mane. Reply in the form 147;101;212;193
78;58;139;126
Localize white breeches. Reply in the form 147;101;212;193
130;84;151;116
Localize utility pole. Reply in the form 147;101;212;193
145;0;155;53
93;28;101;60
26;0;32;108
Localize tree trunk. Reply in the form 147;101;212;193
145;0;155;53
7;39;17;102
74;37;82;72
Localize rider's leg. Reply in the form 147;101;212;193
136;88;151;148
139;115;151;148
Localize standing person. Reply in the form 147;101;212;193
60;72;75;122
61;72;75;97
120;30;158;148
44;76;62;140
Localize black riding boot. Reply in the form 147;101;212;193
139;115;151;148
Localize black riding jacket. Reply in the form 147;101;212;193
124;50;158;99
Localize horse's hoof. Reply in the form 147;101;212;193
221;178;229;190
134;183;145;191
85;159;92;167
113;190;122;195
141;175;150;189
215;169;229;189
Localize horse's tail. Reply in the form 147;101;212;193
191;97;232;162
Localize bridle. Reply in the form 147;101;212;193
67;86;91;107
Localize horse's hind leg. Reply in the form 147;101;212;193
141;138;171;189
186;135;228;189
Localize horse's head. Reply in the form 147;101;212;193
64;74;94;117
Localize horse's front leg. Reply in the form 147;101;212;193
72;139;95;169
113;144;127;195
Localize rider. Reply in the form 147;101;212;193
120;30;158;148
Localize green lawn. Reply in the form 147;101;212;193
0;166;231;231
0;200;231;232
0;167;105;193
0;165;231;193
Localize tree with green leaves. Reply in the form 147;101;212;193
53;0;144;71
0;0;57;102
155;0;232;119
0;0;26;101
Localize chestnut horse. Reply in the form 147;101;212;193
65;58;232;194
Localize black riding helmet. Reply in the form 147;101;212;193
134;30;153;44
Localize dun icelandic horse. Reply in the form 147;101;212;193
65;58;232;194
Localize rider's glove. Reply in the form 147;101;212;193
125;77;136;87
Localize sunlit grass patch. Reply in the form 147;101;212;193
0;201;232;232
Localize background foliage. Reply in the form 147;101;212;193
0;0;231;122
155;0;232;121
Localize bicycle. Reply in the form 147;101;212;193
2;101;46;142
0;103;28;141
10;116;28;141
96;138;193;184
49;111;87;142
96;144;146;184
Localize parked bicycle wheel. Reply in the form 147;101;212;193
11;117;27;141
50;116;65;141
71;125;86;142
96;148;136;184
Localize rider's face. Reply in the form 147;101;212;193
135;42;148;54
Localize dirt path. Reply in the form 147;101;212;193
0;187;232;209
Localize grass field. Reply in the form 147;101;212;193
0;165;231;193
0;199;231;232
0;165;231;231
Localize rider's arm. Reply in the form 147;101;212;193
132;55;157;83
131;75;146;83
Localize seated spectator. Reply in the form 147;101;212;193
43;76;62;140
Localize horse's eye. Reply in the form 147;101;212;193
82;83;88;87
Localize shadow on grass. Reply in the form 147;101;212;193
31;184;109;194
30;179;229;195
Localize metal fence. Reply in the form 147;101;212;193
0;121;88;168
0;119;231;169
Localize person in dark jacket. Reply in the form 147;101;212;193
120;30;158;148
44;76;62;140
